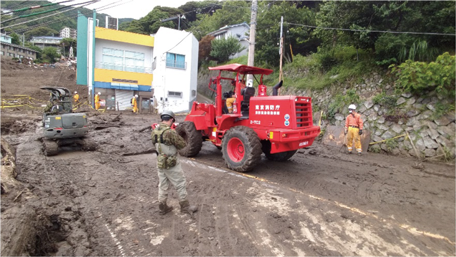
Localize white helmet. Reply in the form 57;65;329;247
135;94;138;97
348;104;356;110
98;92;101;95
74;91;77;94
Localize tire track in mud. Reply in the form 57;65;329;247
184;156;454;256
8;127;455;256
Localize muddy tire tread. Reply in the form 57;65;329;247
43;139;59;156
222;126;262;172
176;121;202;157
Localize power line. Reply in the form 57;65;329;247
18;0;135;35
1;0;99;29
286;23;456;36
1;0;73;16
9;0;130;35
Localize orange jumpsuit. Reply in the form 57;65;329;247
345;112;364;153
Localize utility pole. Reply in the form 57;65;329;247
247;0;258;87
279;16;284;82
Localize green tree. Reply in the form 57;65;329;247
189;1;249;40
41;47;59;63
255;1;316;66
315;1;455;64
25;44;43;60
210;37;244;63
24;27;59;41
10;32;21;45
60;38;77;57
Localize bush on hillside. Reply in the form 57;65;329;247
390;52;455;99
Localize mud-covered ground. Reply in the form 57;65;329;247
1;59;455;256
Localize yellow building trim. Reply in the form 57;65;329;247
95;27;154;47
95;68;153;85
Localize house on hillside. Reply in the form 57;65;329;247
30;36;62;54
0;33;38;60
207;22;250;59
76;13;199;113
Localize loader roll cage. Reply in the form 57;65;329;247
208;64;273;117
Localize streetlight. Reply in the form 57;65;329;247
160;14;186;30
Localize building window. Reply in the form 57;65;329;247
125;50;145;73
168;91;182;98
0;51;3;55
166;53;185;69
101;47;145;73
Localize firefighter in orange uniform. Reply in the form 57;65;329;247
344;104;364;155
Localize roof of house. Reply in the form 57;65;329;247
207;22;250;36
0;41;40;53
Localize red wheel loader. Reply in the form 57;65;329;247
175;63;320;172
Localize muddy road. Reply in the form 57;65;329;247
1;59;455;256
1;110;455;256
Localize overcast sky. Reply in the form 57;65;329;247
51;0;203;20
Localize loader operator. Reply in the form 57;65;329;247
226;79;246;113
151;110;198;216
344;104;364;155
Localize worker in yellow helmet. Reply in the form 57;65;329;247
73;91;80;104
94;92;101;110
344;104;364;155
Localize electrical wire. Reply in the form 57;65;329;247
1;0;73;16
2;0;99;29
8;0;130;35
286;22;456;36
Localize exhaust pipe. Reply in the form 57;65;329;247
272;80;283;96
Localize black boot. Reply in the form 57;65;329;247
159;202;173;215
179;200;198;214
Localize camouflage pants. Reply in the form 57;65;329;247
157;162;188;203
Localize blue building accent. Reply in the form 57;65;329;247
94;82;152;91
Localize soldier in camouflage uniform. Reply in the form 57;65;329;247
151;110;198;215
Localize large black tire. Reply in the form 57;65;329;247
176;121;203;157
261;140;297;161
222;126;262;172
43;139;59;156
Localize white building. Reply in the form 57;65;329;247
152;27;199;114
207;22;250;59
77;13;199;114
60;27;77;39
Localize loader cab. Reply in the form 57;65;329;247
240;87;255;116
207;64;273;119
